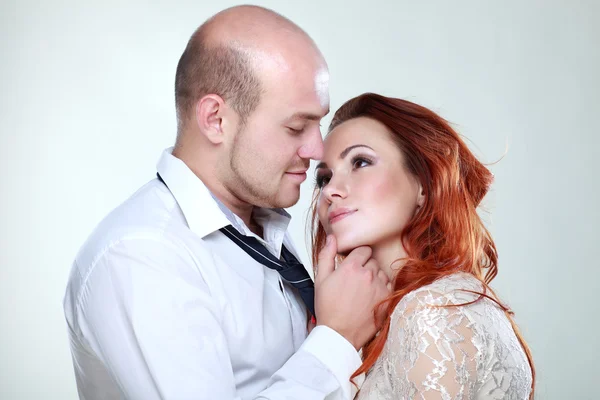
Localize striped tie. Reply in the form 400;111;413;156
219;225;315;318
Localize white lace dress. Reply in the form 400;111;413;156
356;273;532;400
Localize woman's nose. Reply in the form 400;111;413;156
322;173;348;202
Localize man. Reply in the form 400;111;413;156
64;5;390;399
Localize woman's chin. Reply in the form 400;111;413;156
334;235;370;256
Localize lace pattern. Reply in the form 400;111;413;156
356;273;532;400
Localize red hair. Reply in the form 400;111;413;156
309;93;535;397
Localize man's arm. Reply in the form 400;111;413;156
71;235;360;399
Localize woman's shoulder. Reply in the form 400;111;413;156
391;272;487;319
381;273;532;400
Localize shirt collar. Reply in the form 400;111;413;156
156;148;292;255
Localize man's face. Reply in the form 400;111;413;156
226;59;329;209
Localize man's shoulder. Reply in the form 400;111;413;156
64;178;223;311
69;180;188;274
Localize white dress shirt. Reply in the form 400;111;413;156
63;148;362;400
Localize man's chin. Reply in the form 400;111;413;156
273;189;301;209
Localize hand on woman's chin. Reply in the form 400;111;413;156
335;236;369;257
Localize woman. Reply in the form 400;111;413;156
310;93;534;399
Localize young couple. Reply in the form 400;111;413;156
64;5;534;399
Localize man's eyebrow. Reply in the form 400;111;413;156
285;109;330;122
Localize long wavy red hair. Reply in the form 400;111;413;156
309;93;535;397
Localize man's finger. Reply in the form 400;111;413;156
377;269;389;285
316;235;337;283
363;259;379;274
339;246;372;270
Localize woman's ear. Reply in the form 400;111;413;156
416;182;425;208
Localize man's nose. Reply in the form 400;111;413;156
298;127;324;160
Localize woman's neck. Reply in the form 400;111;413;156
371;238;408;281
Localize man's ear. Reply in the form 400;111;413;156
195;94;226;144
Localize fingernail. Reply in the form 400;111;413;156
325;235;332;246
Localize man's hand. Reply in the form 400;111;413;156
314;235;392;350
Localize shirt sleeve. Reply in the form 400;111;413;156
265;326;363;400
73;235;361;400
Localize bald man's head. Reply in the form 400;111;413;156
174;5;320;132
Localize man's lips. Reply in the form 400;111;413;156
285;170;307;182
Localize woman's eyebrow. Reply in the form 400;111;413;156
340;144;374;159
316;144;375;169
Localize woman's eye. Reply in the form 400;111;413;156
315;173;331;188
352;157;371;169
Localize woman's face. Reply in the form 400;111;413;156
316;117;423;255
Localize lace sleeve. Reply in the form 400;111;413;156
387;289;479;399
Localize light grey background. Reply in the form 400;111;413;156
1;1;598;399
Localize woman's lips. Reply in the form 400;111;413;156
328;209;357;224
